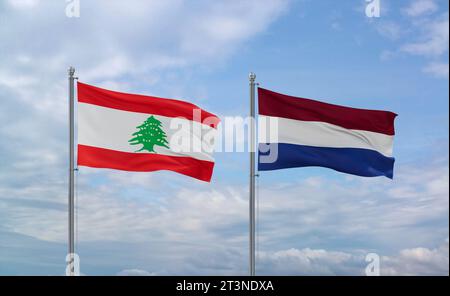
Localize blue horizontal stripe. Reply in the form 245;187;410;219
258;143;395;179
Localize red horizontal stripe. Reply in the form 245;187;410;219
77;82;220;129
77;145;215;182
258;88;397;135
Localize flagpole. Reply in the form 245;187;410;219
68;66;76;276
249;72;256;276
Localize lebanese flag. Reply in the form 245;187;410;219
77;82;220;182
258;88;397;179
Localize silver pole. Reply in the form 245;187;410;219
249;72;256;276
68;66;75;276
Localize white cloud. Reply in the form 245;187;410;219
258;248;358;275
380;50;397;61
331;22;341;31
382;239;449;275
257;239;449;275
117;269;156;276
376;21;403;40
403;0;438;17
374;3;449;79
423;62;449;78
401;13;449;57
7;0;40;9
0;0;289;118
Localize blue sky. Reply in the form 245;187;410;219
0;0;448;275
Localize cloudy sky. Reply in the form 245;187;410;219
0;0;448;275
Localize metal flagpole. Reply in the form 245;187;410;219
68;67;76;276
249;72;256;276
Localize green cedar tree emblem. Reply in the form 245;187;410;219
129;115;169;153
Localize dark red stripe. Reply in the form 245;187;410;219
77;145;215;182
77;82;220;129
258;88;397;135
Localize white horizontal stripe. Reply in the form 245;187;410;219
78;103;217;162
258;115;394;157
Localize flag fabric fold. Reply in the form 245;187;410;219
258;88;397;179
77;82;220;182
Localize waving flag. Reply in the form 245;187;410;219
258;88;397;179
77;82;220;182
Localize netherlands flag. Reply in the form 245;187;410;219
258;88;397;179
